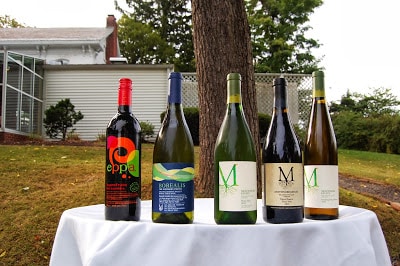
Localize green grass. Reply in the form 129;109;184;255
0;145;398;265
339;149;400;186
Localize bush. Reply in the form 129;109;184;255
368;114;400;154
139;121;155;143
43;98;84;140
332;111;400;154
332;111;371;151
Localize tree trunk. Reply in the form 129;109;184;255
192;0;261;197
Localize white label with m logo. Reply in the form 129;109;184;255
304;165;339;208
218;161;257;211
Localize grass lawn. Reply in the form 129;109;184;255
0;144;399;265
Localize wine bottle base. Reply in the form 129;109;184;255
152;212;193;224
305;214;338;220
214;210;257;224
263;206;304;224
304;207;338;220
105;204;141;221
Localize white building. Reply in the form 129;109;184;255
0;15;172;141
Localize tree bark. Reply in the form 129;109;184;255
192;0;261;197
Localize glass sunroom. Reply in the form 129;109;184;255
0;51;44;138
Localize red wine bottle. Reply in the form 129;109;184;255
262;78;304;223
105;78;141;221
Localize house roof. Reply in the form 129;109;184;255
0;27;114;46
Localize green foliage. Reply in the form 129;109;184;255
115;0;195;72
117;14;175;64
330;88;400;117
331;88;400;154
245;0;323;73
115;0;322;73
332;111;371;150
140;121;155;142
0;15;26;28
43;99;84;140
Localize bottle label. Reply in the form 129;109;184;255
152;163;194;213
304;165;339;208
105;136;140;206
264;163;304;207
218;161;257;211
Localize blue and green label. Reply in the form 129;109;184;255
152;163;194;213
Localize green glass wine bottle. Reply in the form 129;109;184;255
262;77;304;223
105;78;141;221
304;71;339;220
214;73;257;224
152;72;195;224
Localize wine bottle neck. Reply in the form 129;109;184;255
168;72;182;104
226;74;242;104
117;78;132;113
312;70;326;98
272;78;289;115
118;105;132;113
273;84;287;109
166;103;184;119
225;73;245;116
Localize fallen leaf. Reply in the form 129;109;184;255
390;202;400;211
0;250;6;257
22;187;30;191
61;156;67;159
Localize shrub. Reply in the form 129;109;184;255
332;111;400;154
43;98;84;140
140;121;155;143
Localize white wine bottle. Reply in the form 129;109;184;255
105;78;141;221
304;71;339;220
214;73;257;224
152;72;195;224
262;77;304;223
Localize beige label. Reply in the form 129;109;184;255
264;163;304;206
304;165;339;208
218;161;257;211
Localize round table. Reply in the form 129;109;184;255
50;198;391;266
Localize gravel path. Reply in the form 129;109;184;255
339;174;400;205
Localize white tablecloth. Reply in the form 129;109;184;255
50;199;391;266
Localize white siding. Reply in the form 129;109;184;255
44;65;173;140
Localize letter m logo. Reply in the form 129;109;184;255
278;166;294;186
305;167;318;190
219;163;238;191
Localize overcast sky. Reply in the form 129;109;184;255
3;0;400;101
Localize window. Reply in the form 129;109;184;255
0;51;44;135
